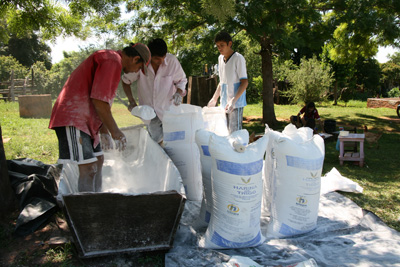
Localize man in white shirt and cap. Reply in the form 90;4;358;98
122;38;187;144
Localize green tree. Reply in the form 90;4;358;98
125;0;400;126
0;0;128;90
322;1;400;102
125;0;324;126
0;0;129;41
285;56;333;104
30;45;98;98
0;0;130;97
388;87;400;97
1;33;52;69
324;0;400;65
389;52;400;65
354;57;381;97
0;55;28;82
380;52;400;95
0;1;85;42
271;57;297;104
380;62;400;94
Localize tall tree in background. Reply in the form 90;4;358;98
0;0;124;62
322;0;400;103
229;0;323;125
1;0;399;119
124;0;399;125
381;52;400;92
125;0;324;126
0;0;127;41
0;0;85;42
324;0;400;64
1;34;52;69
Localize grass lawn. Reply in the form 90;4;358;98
245;100;400;232
0;99;399;265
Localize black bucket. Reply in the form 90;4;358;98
324;120;336;133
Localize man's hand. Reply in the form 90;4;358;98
110;130;127;151
128;101;137;112
172;92;183;106
100;133;113;150
114;136;127;151
225;99;235;113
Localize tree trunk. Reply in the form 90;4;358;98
260;38;277;126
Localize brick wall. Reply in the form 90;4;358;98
367;98;400;109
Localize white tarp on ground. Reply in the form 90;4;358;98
166;176;400;266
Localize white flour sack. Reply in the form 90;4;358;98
195;129;249;227
199;131;269;249
163;104;204;200
202;106;229;136
264;124;325;238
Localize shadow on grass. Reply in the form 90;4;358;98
324;113;400;132
322;132;400;231
243;116;288;134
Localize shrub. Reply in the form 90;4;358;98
0;55;28;82
388;87;400;97
247;75;263;103
284;56;334;104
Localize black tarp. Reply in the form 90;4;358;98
7;158;62;236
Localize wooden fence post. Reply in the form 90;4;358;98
23;76;28;95
186;75;218;107
9;70;15;102
31;67;34;94
187;76;193;104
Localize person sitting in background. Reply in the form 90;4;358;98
290;102;323;132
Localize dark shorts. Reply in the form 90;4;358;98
54;126;103;165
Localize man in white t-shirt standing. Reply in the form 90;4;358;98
122;38;187;144
207;31;248;134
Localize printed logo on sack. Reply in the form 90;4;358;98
296;196;308;206
227;204;240;214
241;177;251;184
303;171;320;182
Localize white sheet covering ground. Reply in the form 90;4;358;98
166;188;400;266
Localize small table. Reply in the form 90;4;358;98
318;133;334;143
339;133;365;167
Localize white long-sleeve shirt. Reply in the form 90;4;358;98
122;53;187;120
